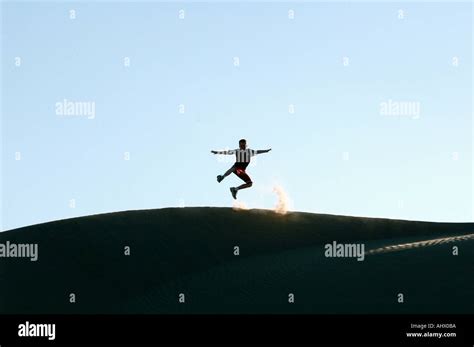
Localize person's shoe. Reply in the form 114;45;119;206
217;175;223;183
230;187;238;199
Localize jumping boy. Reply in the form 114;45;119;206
211;139;271;199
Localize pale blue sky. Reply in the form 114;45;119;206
1;1;472;230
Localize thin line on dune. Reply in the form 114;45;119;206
365;233;474;255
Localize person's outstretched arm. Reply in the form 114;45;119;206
255;148;271;154
211;149;236;154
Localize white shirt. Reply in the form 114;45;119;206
216;148;257;163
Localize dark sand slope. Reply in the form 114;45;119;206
0;207;472;313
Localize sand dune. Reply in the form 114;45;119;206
0;207;472;314
366;233;474;255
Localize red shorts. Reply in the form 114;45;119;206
233;163;252;183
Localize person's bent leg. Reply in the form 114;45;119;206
235;171;253;191
221;165;235;180
236;181;252;190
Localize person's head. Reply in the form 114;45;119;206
239;139;247;149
